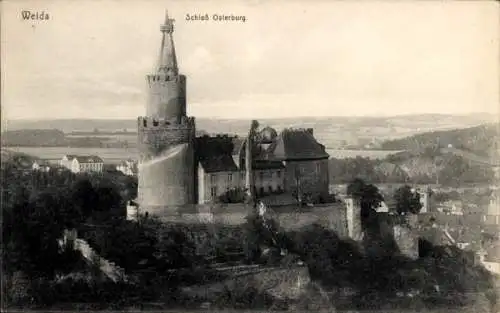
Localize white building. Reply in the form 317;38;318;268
116;159;138;176
60;155;104;174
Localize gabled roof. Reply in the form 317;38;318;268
270;128;329;160
199;155;239;173
63;154;78;160
73;155;104;163
238;127;329;163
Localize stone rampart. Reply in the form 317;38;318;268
137;116;195;160
139;202;352;237
60;229;127;283
137;142;195;207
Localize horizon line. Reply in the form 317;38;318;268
3;112;495;122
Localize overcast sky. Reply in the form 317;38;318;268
1;0;499;120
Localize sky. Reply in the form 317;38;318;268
1;0;499;120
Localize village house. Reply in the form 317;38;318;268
116;159;138;176
483;191;500;225
437;200;464;215
60;155;104;174
32;159;51;172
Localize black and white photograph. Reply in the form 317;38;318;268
1;0;499;311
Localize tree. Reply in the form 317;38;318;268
346;178;384;231
393;185;422;214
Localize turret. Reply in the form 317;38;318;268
137;11;196;211
145;11;187;121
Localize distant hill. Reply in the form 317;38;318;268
0;148;37;169
380;123;500;158
3;113;493;150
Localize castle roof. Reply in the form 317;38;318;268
271;128;329;160
156;10;178;75
199;155;239;173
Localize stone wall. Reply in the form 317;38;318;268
137;143;195;208
60;229;127;282
137;202;353;238
283;159;329;199
137;116;195;160
146;74;187;119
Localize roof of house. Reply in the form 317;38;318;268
64;154;78;160
238;127;329;164
270;128;329;160
199;155;239;173
73;155;104;163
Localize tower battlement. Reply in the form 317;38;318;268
138;116;195;129
146;74;185;84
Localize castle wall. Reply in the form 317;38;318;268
283;159;329;199
137;143;195;209
344;197;363;240
137;116;195;160
146;74;186;120
138;202;350;237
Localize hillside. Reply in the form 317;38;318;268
380;123;500;158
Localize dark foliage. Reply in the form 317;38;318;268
346;178;384;232
393;185;422;214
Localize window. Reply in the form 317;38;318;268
277;170;281;179
259;171;264;182
228;173;232;184
316;163;321;173
210;174;216;185
210;186;217;199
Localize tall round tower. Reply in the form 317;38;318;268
137;11;196;214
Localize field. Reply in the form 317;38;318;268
6;146;400;164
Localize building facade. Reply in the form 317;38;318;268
60;155;104;173
137;12;196;212
238;126;330;202
116;159;138;176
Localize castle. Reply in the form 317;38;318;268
131;13;421;261
136;13;330;216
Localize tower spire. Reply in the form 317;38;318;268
157;10;178;75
